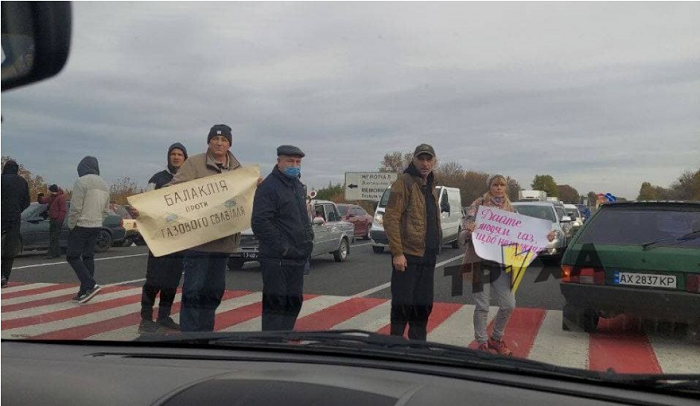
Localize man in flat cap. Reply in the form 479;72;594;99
383;144;441;340
252;145;314;331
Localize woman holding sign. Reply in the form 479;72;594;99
461;174;555;355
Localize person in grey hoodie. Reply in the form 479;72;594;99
67;156;111;304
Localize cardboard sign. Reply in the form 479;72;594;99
127;165;260;257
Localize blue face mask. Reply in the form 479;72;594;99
283;166;301;179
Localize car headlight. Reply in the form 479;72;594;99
374;213;383;226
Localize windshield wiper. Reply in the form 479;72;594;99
641;229;700;251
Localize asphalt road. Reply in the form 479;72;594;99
8;241;566;310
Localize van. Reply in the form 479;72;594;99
370;185;463;253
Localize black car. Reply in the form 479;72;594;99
19;202;126;254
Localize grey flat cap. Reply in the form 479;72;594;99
277;145;305;157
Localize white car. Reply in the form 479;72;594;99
563;203;584;230
370;186;463;254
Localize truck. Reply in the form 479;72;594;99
518;190;547;202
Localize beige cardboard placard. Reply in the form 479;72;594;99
127;165;260;257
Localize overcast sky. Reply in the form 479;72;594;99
2;2;698;200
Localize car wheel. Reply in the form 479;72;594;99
227;257;245;271
94;229;112;253
119;237;133;247
333;238;349;262
372;246;384;254
563;305;599;332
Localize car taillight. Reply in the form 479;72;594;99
687;274;700;294
561;265;604;285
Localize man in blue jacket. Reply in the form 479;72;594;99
252;145;314;331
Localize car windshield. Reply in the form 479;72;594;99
2;1;699;392
577;208;700;248
513;205;556;223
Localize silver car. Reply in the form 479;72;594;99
512;201;574;261
228;200;355;270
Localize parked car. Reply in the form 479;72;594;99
563;203;584;230
109;203;143;246
370;186;463;254
511;201;573;261
19;202;126;254
336;203;373;240
560;201;700;333
227;199;355;270
574;203;591;222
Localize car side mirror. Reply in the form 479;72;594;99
312;217;325;226
561;216;572;223
1;2;72;92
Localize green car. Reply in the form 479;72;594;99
559;201;700;332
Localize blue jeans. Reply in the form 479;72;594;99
66;227;99;294
180;251;228;332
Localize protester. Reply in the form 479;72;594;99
67;156;111;304
1;160;30;288
252;145;314;331
38;184;67;259
138;143;188;334
461;174;556;354
383;144;441;341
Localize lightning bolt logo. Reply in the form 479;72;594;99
501;243;535;294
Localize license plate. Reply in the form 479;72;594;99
613;271;676;288
243;252;258;259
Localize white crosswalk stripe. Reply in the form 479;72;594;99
2;282;699;375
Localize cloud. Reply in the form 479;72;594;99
2;2;698;200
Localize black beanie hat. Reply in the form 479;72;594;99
207;124;232;145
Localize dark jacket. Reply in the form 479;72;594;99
252;166;314;263
383;163;442;257
148;143;188;190
38;189;68;223
1;160;30;229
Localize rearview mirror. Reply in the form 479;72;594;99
1;2;72;92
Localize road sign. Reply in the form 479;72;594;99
344;172;398;201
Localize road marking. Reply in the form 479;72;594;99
11;253;148;270
351;253;465;298
529;310;589;370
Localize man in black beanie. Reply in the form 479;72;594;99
138;143;188;334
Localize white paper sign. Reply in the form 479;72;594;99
473;205;552;266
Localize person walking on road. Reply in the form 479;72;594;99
383;144;442;341
138;143;188;334
38;184;68;259
67;156;111;304
461;174;556;355
1;160;30;288
252;145;314;331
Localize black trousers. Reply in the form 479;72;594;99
66;227;99;294
1;225;21;281
390;249;437;341
261;257;305;331
141;251;183;321
48;219;62;258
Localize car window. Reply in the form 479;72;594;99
3;1;700;392
325;204;341;222
578;208;700;247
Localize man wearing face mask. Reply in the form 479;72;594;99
138;143;188;334
252;145;314;331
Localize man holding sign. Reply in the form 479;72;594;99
462;174;555;355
